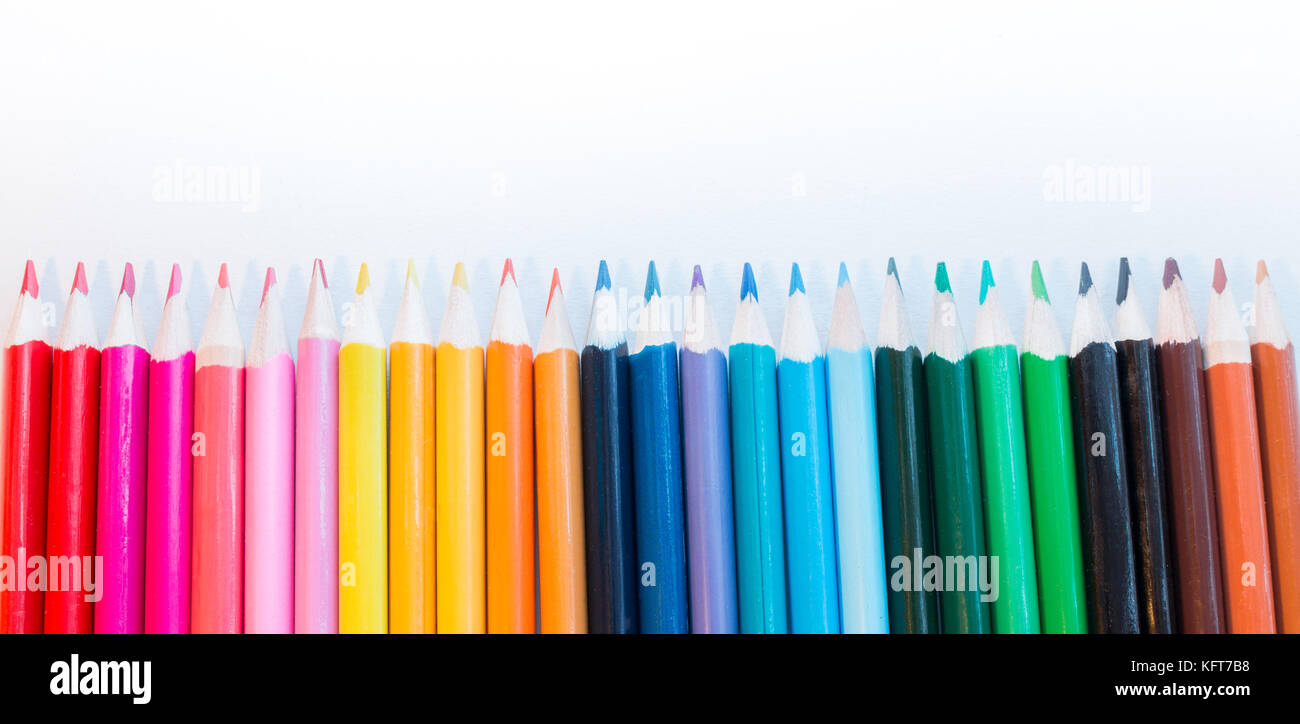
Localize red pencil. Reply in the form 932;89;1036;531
1;260;54;633
44;262;101;633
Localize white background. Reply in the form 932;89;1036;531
2;1;1297;352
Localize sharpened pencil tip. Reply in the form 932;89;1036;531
21;259;38;297
1031;261;1049;302
740;262;758;301
405;259;419;288
887;257;899;280
452;261;469;291
1078;262;1093;295
691;264;705;290
1257;259;1269;284
546;267;562;314
979;260;994;304
314;258;328;289
356;263;371;294
261;267;277;305
167;263;182;300
501;258;516;287
596;259;611;291
788;263;805;296
838;262;850;288
217;263;230;290
72;262;88;296
1212;258;1227;294
644;260;662;300
121;262;136;298
935;262;951;293
1116;257;1131;305
1163;258;1180;289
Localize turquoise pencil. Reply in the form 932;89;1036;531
776;263;840;633
826;263;889;633
727;263;789;633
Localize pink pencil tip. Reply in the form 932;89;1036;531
21;259;38;296
1212;258;1227;294
167;264;182;299
314;258;328;289
120;262;136;298
217;263;230;289
1257;259;1269;284
546;268;562;313
72;262;89;295
501;258;516;286
261;267;277;304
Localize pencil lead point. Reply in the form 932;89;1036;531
788;263;804;296
740;262;758;301
887;257;899;280
838;262;850;288
1116;257;1132;305
261;267;276;304
1162;258;1181;289
595;259;611;291
356;263;371;294
1256;259;1269;284
1031;261;1049;302
217;263;230;290
405;259;419;288
1212;258;1227;294
546;268;562;314
121;262;136;298
979;260;994;304
166;263;183;299
934;262;951;293
501;258;516;287
314;258;328;289
21;259;38;297
1078;262;1093;295
72;262;88;296
644;261;662;301
691;264;705;290
452;261;469;291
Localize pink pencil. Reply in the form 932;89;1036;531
295;259;339;633
192;263;245;633
245;267;295;633
95;263;150;633
145;264;195;633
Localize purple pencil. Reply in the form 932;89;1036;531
679;265;739;633
145;264;195;633
96;263;150;633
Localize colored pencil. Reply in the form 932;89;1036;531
680;265;739;633
876;258;940;634
1155;259;1226;633
534;269;588;633
1250;260;1300;632
776;263;839;634
95;263;151;634
1203;259;1276;633
628;261;689;633
436;262;486;634
727;262;788;634
925;262;990;634
244;267;294;633
192;263;245;634
1;260;52;633
1068;262;1140;634
389;260;436;634
45;262;100;634
295;259;339;633
580;260;638;633
145;263;194;633
1112;258;1175;634
1020;261;1087;634
971;261;1040;634
487;258;535;633
338;263;388;634
826;263;888;633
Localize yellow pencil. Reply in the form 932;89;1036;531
339;263;388;633
436;262;486;633
389;260;436;633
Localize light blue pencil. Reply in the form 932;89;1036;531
776;263;840;633
826;263;889;633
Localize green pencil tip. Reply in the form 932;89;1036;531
1031;261;1049;302
979;260;994;304
934;262;951;293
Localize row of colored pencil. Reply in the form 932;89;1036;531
2;256;1296;633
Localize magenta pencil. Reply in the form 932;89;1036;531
95;263;150;633
295;259;340;633
244;268;295;633
145;264;195;633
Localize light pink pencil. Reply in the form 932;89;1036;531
295;259;340;633
95;263;150;633
245;267;295;633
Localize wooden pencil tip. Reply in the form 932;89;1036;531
452;261;469;291
167;263;183;300
1212;258;1227;294
595;259;612;291
546;267;562;314
1162;257;1180;290
979;260;994;304
788;263;805;296
21;259;39;297
740;262;758;301
644;260;662;300
314;258;328;289
1031;261;1049;302
934;262;951;293
1116;257;1131;305
217;263;230;289
405;259;419;288
1256;259;1269;284
837;262;850;288
121;262;136;298
356;263;371;294
501;258;516;287
261;267;277;304
72;262;89;295
1078;262;1093;295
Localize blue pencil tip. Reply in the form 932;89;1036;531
740;262;758;301
691;264;705;290
935;262;951;293
788;263;805;296
887;257;899;279
596;259;611;291
838;262;850;287
644;260;661;300
979;260;994;304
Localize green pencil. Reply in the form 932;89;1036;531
1020;261;1088;633
971;261;1041;633
923;262;991;633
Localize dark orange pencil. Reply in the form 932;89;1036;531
1203;259;1275;633
1249;260;1300;632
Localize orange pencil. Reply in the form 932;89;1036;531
534;269;587;633
486;259;535;633
1203;259;1275;633
1249;260;1300;632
